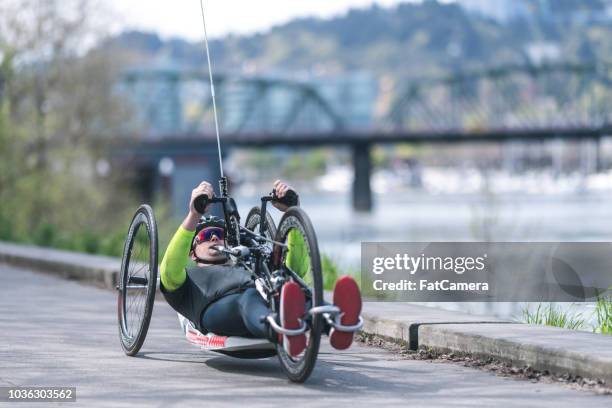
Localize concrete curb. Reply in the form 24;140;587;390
418;323;612;385
361;305;612;386
1;241;611;385
0;242;119;290
361;302;510;349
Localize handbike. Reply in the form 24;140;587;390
116;177;362;383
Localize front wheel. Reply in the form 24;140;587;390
273;207;323;383
117;205;158;356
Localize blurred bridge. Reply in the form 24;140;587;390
117;62;612;213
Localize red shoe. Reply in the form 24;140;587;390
330;275;362;350
280;281;306;357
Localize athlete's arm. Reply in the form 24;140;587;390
159;223;193;291
160;181;215;291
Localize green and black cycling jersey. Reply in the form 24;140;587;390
160;225;310;333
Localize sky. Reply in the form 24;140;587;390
107;0;427;40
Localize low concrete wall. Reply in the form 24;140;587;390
0;242;119;290
419;323;612;385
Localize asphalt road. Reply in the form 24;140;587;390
0;263;610;408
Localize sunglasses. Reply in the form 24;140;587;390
195;227;225;243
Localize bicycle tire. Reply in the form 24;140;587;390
273;207;323;383
244;206;277;241
117;204;158;356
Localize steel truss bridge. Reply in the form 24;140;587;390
118;62;612;212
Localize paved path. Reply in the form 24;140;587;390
0;264;609;407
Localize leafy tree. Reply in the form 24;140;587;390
0;0;138;253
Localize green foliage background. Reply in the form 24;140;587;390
0;1;142;257
106;1;612;80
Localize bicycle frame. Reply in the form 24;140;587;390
203;190;280;288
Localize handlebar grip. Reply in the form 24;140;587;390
272;189;299;207
193;194;209;214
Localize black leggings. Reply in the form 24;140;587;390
201;288;270;338
201;288;331;339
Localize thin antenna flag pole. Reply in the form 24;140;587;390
199;0;224;178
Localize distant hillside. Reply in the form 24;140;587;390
101;0;612;79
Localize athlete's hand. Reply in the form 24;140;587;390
190;181;215;215
272;179;298;212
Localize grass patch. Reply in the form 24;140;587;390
521;303;586;330
594;289;612;335
524;289;612;335
321;254;340;291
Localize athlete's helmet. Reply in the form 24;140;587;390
191;216;226;251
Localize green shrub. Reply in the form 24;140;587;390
594;289;612;335
0;211;15;241
99;229;128;257
321;254;340;291
80;231;101;254
31;223;58;248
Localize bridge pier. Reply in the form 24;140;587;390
352;142;373;212
595;136;603;172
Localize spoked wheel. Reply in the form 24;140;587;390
245;206;277;249
226;214;242;247
273;207;323;383
117;205;158;356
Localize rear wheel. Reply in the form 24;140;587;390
117;205;158;356
245;207;276;271
245;206;277;246
273;207;323;383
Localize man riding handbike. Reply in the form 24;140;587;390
160;179;362;358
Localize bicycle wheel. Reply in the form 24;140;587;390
117;204;158;356
226;214;242;247
273;207;323;383
245;206;277;245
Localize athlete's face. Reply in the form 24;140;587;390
192;230;227;264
